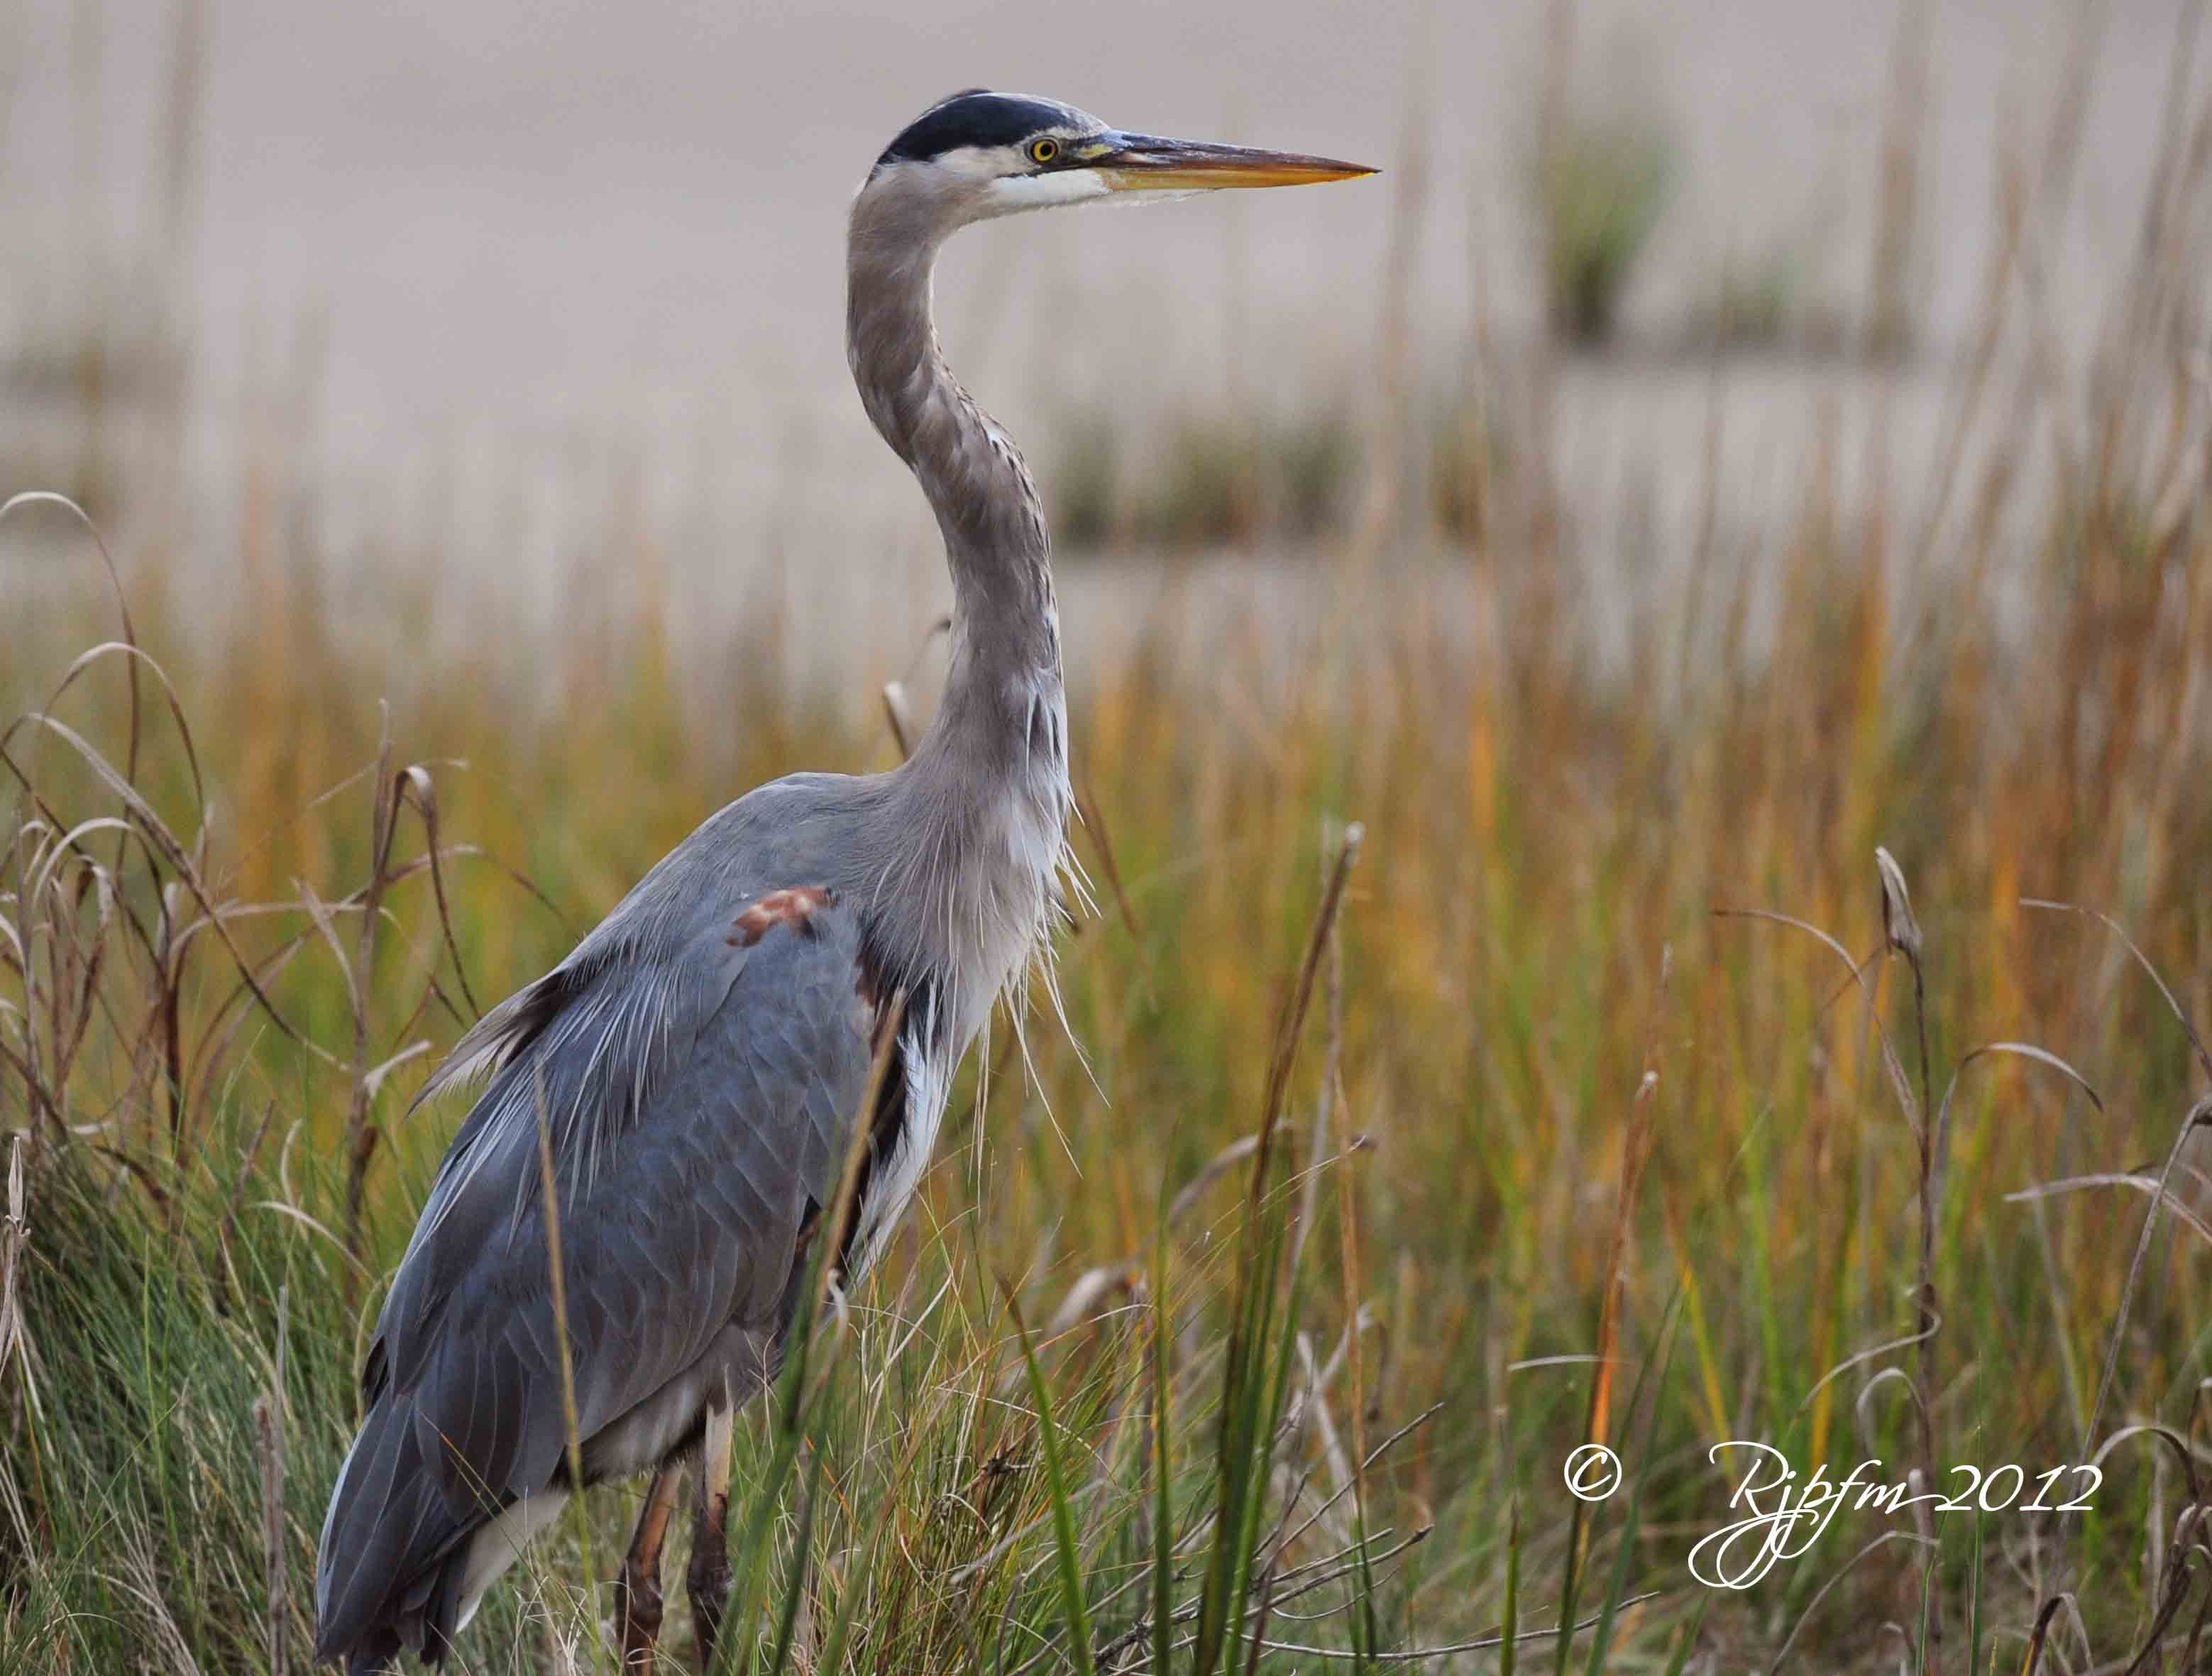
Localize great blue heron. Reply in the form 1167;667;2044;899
312;89;1372;1673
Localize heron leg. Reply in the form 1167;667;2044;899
686;1398;734;1672
616;1460;685;1672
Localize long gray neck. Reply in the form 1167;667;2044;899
846;199;1061;732
844;183;1070;1037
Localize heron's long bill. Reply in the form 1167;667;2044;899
1090;133;1377;192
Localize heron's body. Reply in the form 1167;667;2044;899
313;90;1369;1672
314;766;1045;1663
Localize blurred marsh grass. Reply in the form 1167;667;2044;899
1531;110;1675;348
5;7;2212;1673
1050;404;1361;552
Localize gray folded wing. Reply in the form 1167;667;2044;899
314;881;878;1660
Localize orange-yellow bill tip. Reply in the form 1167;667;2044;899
1090;133;1379;192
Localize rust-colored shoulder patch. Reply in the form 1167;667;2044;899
728;885;835;948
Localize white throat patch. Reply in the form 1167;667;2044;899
976;168;1113;219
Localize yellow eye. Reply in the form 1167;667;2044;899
1028;138;1059;165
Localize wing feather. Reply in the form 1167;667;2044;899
316;883;888;1663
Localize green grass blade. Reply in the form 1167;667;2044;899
1500;1493;1520;1676
1002;1280;1096;1676
764;1442;823;1675
1151;1220;1175;1676
1581;1302;1682;1676
1659;1592;1710;1676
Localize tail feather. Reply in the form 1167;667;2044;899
343;1633;404;1676
316;1394;485;1667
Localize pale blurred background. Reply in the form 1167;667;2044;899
1;0;2199;694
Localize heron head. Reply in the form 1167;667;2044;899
859;89;1375;231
